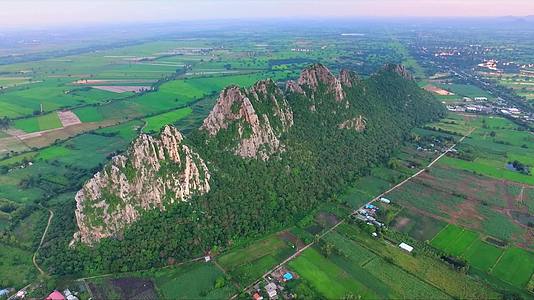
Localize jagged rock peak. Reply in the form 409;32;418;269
201;79;293;160
339;69;360;88
382;64;414;80
296;63;345;102
71;125;210;246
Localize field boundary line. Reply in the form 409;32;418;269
75;255;205;282
212;260;241;290
430;223;450;243
488;250;506;273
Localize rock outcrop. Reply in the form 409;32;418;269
296;64;345;102
339;69;360;88
201;79;293;160
339;115;367;132
383;64;414;80
72;125;210;245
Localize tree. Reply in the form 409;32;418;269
214;276;226;288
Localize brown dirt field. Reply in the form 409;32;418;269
424;85;455;96
21;120;118;149
89;278;158;300
0;136;30;158
278;230;306;249
391;216;411;231
405;166;534;247
315;212;339;227
91;86;151;93
74;79;154;85
58;110;81;127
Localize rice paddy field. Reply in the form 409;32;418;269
217;234;294;286
287;222;500;299
1;25;533;299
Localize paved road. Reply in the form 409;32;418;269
234;128;475;297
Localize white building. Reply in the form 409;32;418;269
380;197;391;204
399;242;414;253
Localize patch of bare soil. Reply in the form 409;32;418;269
315;212;339;227
278;230;306;249
391;216;411;231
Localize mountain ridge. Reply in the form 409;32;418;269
70;63;444;248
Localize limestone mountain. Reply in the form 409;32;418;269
68;63;444;250
201;79;293;160
72;125;210;245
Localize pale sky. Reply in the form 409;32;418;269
0;0;533;28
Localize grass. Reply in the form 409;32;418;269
431;224;478;256
0;243;36;289
74;106;105;122
435;83;495;99
151;262;236;299
217;234;293;285
35;133;129;170
440;156;534;185
13;112;63;133
336;223;499;299
491;247;534;288
391;208;447;241
142;107;192;133
463;239;504;272
288;248;370;299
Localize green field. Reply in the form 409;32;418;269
13;112;63;133
217;234;293;285
0;243;36;289
431;224;478;256
491;247;534;288
142;107;192;133
288;248;371;299
435;83;495;99
391;208;447;241
463;239;504;272
152;262;236;299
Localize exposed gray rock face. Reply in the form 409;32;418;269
383;64;414;80
339;69;360;87
297;64;345;102
339;115;367;132
72;125;210;245
201;79;293;160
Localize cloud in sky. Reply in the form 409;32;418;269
1;0;533;28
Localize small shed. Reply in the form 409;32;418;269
399;242;414;253
379;197;391;204
252;292;264;300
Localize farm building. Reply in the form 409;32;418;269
264;282;277;298
379;197;391;204
399;242;414;253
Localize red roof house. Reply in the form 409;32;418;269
46;290;65;300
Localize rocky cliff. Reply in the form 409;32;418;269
72;125;210;245
71;63;430;247
383;64;414;80
201;79;293;160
